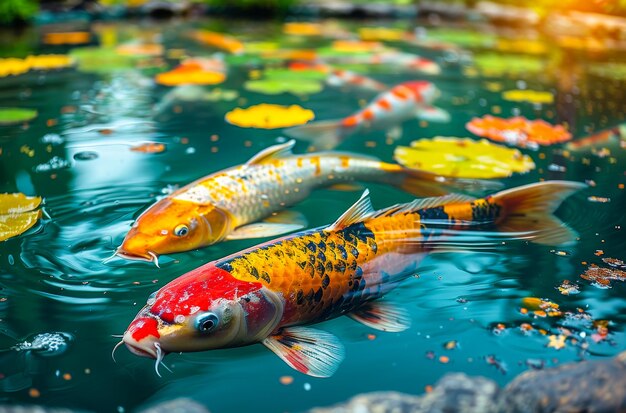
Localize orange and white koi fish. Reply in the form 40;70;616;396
325;69;387;92
113;140;489;265
286;80;450;149
119;181;585;377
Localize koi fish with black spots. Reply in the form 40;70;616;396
112;140;492;265
286;80;451;150
119;180;585;377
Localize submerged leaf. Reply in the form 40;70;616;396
0;193;42;242
394;137;535;179
0;108;38;125
225;104;314;129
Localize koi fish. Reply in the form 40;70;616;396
325;69;387;93
119;180;585;377
113;140;491;265
286;80;451;149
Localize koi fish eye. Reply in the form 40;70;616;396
173;224;189;237
195;313;219;333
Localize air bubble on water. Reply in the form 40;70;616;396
8;255;14;265
516;80;526;89
41;133;64;145
303;383;311;391
185;147;196;154
117;406;125;413
547;164;566;172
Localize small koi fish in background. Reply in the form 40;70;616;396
117;180;585;377
286;80;451;150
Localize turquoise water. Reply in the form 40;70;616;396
0;18;625;412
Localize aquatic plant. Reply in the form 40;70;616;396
225;104;314;128
0;193;42;242
394;137;535;179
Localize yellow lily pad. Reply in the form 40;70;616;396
225;104;314;129
0;193;42;242
155;62;226;86
394;137;535;179
502;90;554;104
283;22;322;36
358;27;406;41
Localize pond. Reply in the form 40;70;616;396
0;17;625;412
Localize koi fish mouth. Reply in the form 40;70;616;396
103;248;160;268
124;341;156;358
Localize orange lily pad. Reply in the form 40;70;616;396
283;22;323;36
155;61;225;86
43;32;91;45
190;30;244;54
225;104;314;129
0;193;42;242
466;116;572;149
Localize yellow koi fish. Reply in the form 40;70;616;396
119;181;585;377
114;140;492;265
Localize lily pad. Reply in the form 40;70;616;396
70;47;138;73
466;116;572;148
425;28;497;48
472;53;545;76
263;68;327;81
394;137;535;179
0;193;42;242
0;108;38;125
244;79;323;96
225;104;314;129
502;90;554;104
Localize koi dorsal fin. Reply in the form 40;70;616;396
374;193;476;218
327;190;374;231
246;139;295;165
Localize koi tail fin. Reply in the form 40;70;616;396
492;180;587;246
285;119;345;150
396;167;504;197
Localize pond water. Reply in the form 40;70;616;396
0;18;625;412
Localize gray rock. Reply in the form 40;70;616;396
498;351;626;413
308;391;423;413
137;398;209;413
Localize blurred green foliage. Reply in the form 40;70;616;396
0;0;38;24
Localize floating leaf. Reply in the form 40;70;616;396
43;32;91;45
331;40;384;53
547;334;566;350
581;263;626;287
0;55;74;78
496;39;547;55
472;53;545;76
0;108;38;125
244;79;323;96
521;297;562;317
502;90;554;104
116;43;163;56
190;30;244;54
0;193;42;242
225;104;314;129
70;47;137;73
264;68;327;81
425;28;497;48
466;116;572;148
283;22;323;36
394;137;534;179
359;27;407;41
155;62;225;86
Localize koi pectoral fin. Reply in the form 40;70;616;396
226;211;307;240
262;327;345;378
416;106;451;123
348;301;411;332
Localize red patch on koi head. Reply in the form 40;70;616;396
129;317;160;342
149;264;262;324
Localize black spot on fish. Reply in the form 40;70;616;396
418;206;449;220
350;247;359;259
317;241;326;251
297;261;307;270
314;287;323;303
355;266;363;278
349;260;357;271
315;261;325;276
260;271;271;283
250;267;259;280
325;261;333;273
216;261;233;272
344;222;375;244
317;251;326;262
334;261;346;273
327;241;336;249
306;241;316;253
337;245;348;260
322;275;330;289
369;240;378;254
308;254;316;264
296;290;304;305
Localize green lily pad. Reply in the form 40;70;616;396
0;108;38;125
425;28;498;48
472;53;545;76
263;68;327;81
244;79;323;96
69;47;138;73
